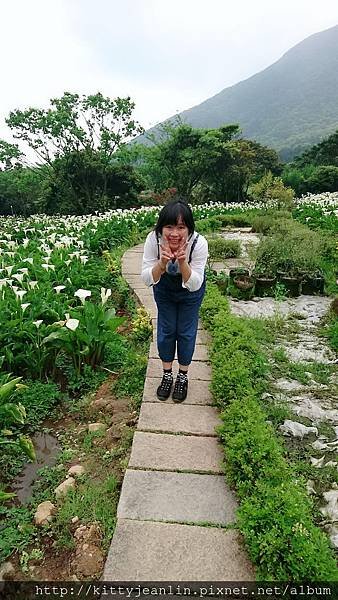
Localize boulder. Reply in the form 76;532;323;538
55;477;76;498
34;501;57;525
68;465;85;477
88;422;106;433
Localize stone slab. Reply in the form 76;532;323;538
146;358;211;380
129;432;224;473
149;341;209;362
117;470;237;525
103;519;255;580
142;377;213;405
138;403;220;436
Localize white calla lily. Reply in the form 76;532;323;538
21;303;31;313
101;288;112;305
33;320;43;328
65;318;80;331
54;285;66;294
74;289;91;304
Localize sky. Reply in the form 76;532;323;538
1;0;338;148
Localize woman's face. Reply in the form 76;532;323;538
162;215;188;250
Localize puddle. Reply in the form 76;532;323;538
12;432;60;503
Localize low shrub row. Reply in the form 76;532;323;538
200;284;337;580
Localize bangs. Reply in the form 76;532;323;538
155;199;195;236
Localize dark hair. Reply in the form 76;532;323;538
155;198;195;237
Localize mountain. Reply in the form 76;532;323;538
137;25;338;161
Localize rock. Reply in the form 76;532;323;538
306;480;316;495
55;477;76;498
0;561;14;581
71;543;104;577
88;422;106;433
34;501;57;525
68;465;85;477
279;420;318;438
310;456;326;468
71;516;79;524
74;523;101;544
90;397;115;411
320;489;338;522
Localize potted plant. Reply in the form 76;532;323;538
233;275;255;291
229;267;250;282
301;270;325;295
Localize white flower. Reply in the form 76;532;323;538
80;255;88;264
21;303;31;313
74;288;91;304
65;260;71;266
101;287;112;305
22;238;30;248
12;273;24;284
18;268;29;275
5;266;14;276
14;289;27;301
65;318;80;331
33;320;43;328
23;257;34;265
29;281;38;289
54;285;66;294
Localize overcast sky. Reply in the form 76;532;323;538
1;0;338;145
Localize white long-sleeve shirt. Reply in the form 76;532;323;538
141;230;208;292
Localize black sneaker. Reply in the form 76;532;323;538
156;372;173;400
172;373;188;402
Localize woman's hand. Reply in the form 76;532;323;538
159;242;174;270
176;240;188;263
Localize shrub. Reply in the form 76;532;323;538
200;283;338;579
207;236;241;260
251;171;295;210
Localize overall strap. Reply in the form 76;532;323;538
188;233;199;264
156;231;160;260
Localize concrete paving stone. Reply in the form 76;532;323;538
196;328;211;344
103;519;255;580
142;377;213;405
129;431;224;472
146;358;211;380
138;403;220;436
149;341;209;361
117;469;237;525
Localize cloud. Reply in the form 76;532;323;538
1;0;338;147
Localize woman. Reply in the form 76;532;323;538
141;198;208;402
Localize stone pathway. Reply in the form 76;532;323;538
103;243;255;581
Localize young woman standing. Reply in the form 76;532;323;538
141;199;208;402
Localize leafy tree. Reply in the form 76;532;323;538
250;171;294;209
0;167;46;216
0;140;23;170
6;92;144;166
294;129;338;168
44;149;145;214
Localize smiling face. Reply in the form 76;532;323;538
162;215;189;251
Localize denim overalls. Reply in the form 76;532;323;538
153;233;206;366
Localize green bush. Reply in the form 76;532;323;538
200;282;338;579
207;236;241;260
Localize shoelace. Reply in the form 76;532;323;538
160;372;173;391
175;373;188;392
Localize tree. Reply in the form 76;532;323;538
0;140;23;170
6;92;144;166
44;150;145;214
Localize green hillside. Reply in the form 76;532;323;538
138;24;338;161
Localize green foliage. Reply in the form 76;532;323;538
0;373;36;463
0;504;36;561
42;302;125;374
201;283;337;579
16;381;61;431
6;92;143;166
206;236;241;260
131;307;153;342
45;151;145;215
250;171;295;209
